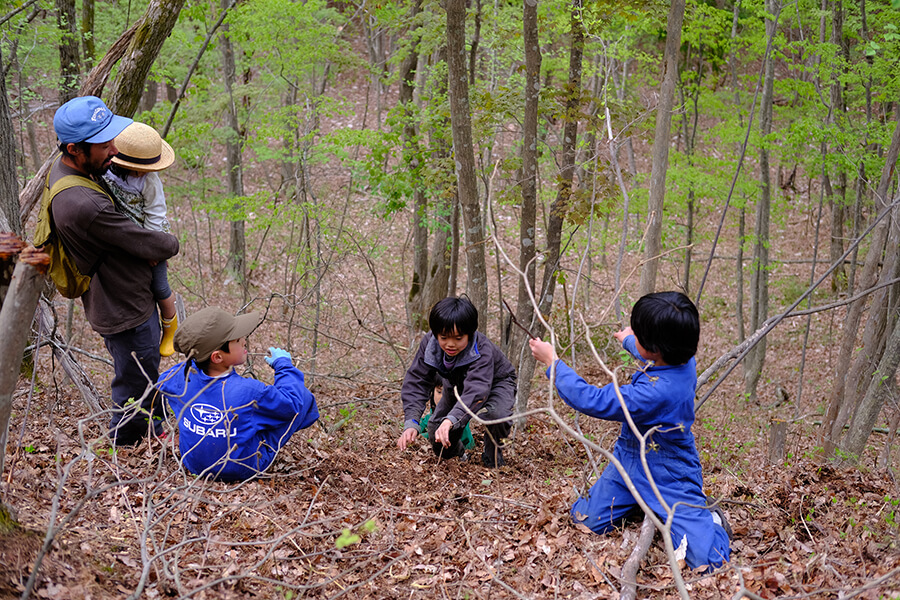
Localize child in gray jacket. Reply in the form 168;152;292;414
397;296;516;467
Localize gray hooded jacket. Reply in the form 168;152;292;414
401;331;516;431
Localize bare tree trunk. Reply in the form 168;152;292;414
56;0;80;103
828;0;849;293
820;105;900;457
219;0;246;296
107;0;187;118
507;0;540;366
445;0;487;314
841;301;900;463
639;0;684;296
515;0;583;416
0;47;21;236
401;0;427;324
743;0;779;404
81;0;95;70
0;246;47;479
19;0;184;225
837;204;900;439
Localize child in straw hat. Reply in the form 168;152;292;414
103;122;180;357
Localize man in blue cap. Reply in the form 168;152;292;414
50;96;180;446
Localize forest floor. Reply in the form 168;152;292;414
3;32;900;600
1;335;899;599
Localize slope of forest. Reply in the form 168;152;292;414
1;0;900;598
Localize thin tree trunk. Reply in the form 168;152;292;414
0;46;21;236
445;0;487;314
743;0;779;404
820;104;900;457
56;0;80;103
0;247;47;479
401;0;427;324
508;0;540;369
108;0;186;117
639;0;684;296
837;204;900;439
515;0;583;418
841;300;900;463
81;0;95;70
828;0;848;293
219;0;246;296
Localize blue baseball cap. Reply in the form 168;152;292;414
53;96;133;144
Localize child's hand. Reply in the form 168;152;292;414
397;427;418;450
529;338;558;367
613;326;634;344
266;347;291;366
434;419;453;448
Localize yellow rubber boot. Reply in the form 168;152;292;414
160;314;178;357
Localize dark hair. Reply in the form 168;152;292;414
429;296;478;337
196;340;233;373
630;291;699;365
58;141;92;159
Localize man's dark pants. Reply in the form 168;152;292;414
103;313;163;445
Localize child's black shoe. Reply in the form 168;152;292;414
710;503;732;538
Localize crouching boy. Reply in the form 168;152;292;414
397;296;516;467
157;307;319;482
530;291;731;571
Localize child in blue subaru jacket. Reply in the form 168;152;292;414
157;307;319;482
530;291;731;571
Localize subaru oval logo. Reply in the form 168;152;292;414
190;403;224;426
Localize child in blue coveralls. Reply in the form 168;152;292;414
397;296;516;467
156;307;319;482
530;291;731;571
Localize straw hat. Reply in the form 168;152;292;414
110;122;175;172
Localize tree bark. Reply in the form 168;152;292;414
743;0;778;404
820;104;900;457
445;0;487;315
81;0;95;70
401;0;427;324
0;47;21;236
841;304;900;463
219;0;247;295
0;245;48;479
515;0;583;416
508;0;540;395
107;0;187;118
639;0;684;296
56;0;80;103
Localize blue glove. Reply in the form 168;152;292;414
266;347;292;366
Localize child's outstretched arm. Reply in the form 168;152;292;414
613;326;634;344
529;338;558;367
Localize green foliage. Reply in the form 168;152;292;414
335;529;360;549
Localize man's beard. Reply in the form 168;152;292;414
88;161;111;177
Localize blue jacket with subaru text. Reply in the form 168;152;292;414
157;357;318;482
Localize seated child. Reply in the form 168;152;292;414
157;307;319;482
397;296;516;468
529;291;731;571
103;121;179;356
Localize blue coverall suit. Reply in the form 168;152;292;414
550;335;730;571
157;357;319;482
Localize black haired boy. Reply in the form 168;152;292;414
530;291;731;571
397;296;516;467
